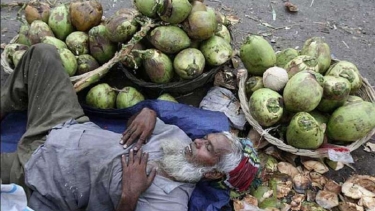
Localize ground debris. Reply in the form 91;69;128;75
284;2;298;13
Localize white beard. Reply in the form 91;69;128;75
160;139;214;183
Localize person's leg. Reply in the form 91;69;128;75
1;43;89;189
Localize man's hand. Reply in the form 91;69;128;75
120;107;157;151
116;149;157;211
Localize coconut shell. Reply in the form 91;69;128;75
141;49;174;84
24;1;50;24
148;26;191;54
17;21;31;46
28;20;55;45
58;48;77;76
116;87;145;109
105;12;138;43
65;31;90;55
70;0;103;32
88;24;117;64
76;54;99;75
86;83;116;109
48;3;74;40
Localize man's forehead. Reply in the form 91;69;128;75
207;133;231;152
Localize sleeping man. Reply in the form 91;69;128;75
1;44;260;211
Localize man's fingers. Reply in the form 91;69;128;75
128;149;134;164
121;155;127;168
135;149;142;164
140;152;149;166
147;167;157;185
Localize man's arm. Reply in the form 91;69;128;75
120;107;157;151
116;149;157;211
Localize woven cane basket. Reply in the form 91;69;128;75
238;69;375;158
1;35;20;74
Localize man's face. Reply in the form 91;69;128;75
160;133;232;182
183;133;231;166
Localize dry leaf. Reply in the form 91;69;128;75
315;190;339;209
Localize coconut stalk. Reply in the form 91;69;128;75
71;16;157;92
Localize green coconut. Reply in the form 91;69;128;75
183;10;217;41
17;21;31;46
286;112;326;149
190;1;207;13
276;48;299;68
200;35;233;66
4;43;29;67
173;48;205;79
157;93;178;103
327;101;375;142
138;49;174;84
245;76;264;97
343;95;363;106
249;88;284;127
215;24;231;43
65;31;90;56
148;26;191;54
12;50;27;68
284;55;319;79
316;75;351;113
116;87;145;109
86;83;116;109
105;11;139;43
300;37;331;74
70;0;103;31
240;35;276;76
24;1;50;24
48;3;74;40
88;24;117;64
325;61;362;94
283;71;324;112
41;36;68;49
28;20;55;45
133;0;160;18
76;54;100;75
309;110;330;125
58;48;77;76
158;0;192;24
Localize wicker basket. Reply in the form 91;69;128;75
1;35;20;74
238;69;375;158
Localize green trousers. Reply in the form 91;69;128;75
1;44;89;195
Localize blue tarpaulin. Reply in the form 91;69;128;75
1;100;232;211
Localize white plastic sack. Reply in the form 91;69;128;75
1;183;34;211
200;86;246;130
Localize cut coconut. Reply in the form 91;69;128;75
293;173;312;194
315;190;339;209
309;172;327;189
302;160;329;174
338;202;364;211
324;179;341;195
277;162;300;178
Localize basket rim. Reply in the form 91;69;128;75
238;69;375;158
121;63;223;89
1;35;20;74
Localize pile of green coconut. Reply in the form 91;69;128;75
240;35;375;149
4;0;235;109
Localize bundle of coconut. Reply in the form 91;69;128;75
237;35;375;158
232;149;375;211
1;0;237;108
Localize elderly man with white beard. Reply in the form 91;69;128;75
1;44;260;211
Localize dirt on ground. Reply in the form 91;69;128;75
1;0;374;182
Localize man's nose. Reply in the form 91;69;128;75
194;139;205;148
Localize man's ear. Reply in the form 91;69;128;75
203;171;225;180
